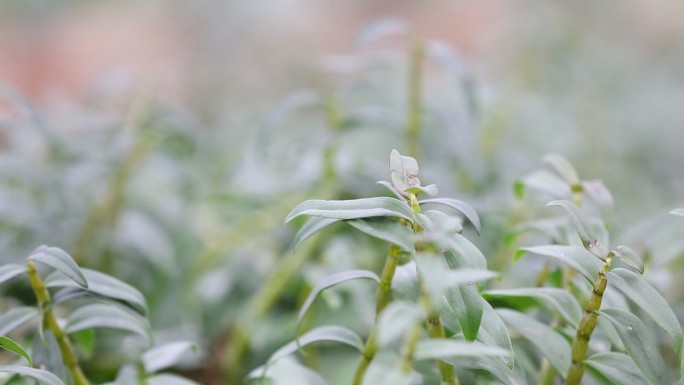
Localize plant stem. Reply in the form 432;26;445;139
27;261;90;385
397;323;422;374
323;94;341;186
350;244;402;385
405;33;424;160
565;252;613;385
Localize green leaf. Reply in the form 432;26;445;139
606;268;683;353
147;374;200;385
376;301;425;347
0;366;65;385
543;153;580;185
600;308;674;385
669;208;684;217
347;219;415;252
285;197;414;223
28;246;87;288
0;336;33;366
65;303;151;345
269;326;363;364
497;309;571;376
448;356;526;385
45;268;147;314
515;169;571;200
612;246;643;274
143;341;197;374
0;307;38;336
415;254;497;302
414;339;510;361
476;301;514;368
405;184;438;197
292;217;341;251
0;264;27;286
419;198;481;234
547;200;609;258
422;210;463;234
444;283;483;341
445;233;487;269
298;270;379;327
585;352;648;385
71;329;95;358
483;287;582;328
517;245;602;284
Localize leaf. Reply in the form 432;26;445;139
422;210;463;234
543;153;580;185
285;197;414;223
414;339;510;361
71;329;95;358
0;307;38;336
476;301;514;368
0;264;27;286
483;287;582;328
415;254;497;302
269;326;363;364
298;270;379;326
405;184;438;197
376;180;405;200
514;169;571;200
585;352;648;385
0;336;33;366
354;18;409;47
497;309;571;376
419;198;481;234
582;180;614;211
547;201;608;258
143;341;197;374
448;356;526;385
606;268;683;352
444;283;483;341
65;303;151;345
0;366;65;385
377;301;425;347
669;208;684;217
147;374;200;385
45;269;147;314
28;246;87;288
445;234;487;269
517;245;602;284
612;246;643;274
347;219;415;252
600;308;673;385
292;217;341;251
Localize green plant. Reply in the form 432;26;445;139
0;246;197;385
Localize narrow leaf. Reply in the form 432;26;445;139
414;339;510;361
45;269;147;314
444;284;483;341
547;201;607;258
286;197;414;223
447;356;526;385
483;287;582;328
497;309;571;376
606;268;683;352
446;233;487;269
377;301;425;346
0;366;64;385
476;301;514;368
669;208;684;217
585;352;648;385
270;326;363;364
28;246;87;288
0;264;27;286
292;217;341;251
143;341;196;374
600;308;673;385
298;270;379;326
65;303;151;345
0;307;38;336
347;219;415;252
0;336;33;366
517;245;602;284
515;170;571;200
419;198;481;234
543;153;580;185
612;246;644;274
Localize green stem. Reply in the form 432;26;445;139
397;323;422;374
351;245;402;385
565;252;613;385
405;33;424;160
27;261;90;385
427;310;460;385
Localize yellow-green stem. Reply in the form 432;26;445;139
405;34;424;160
398;323;422;374
351;245;402;385
27;261;90;385
565;252;613;385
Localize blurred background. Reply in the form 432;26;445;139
1;0;683;384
